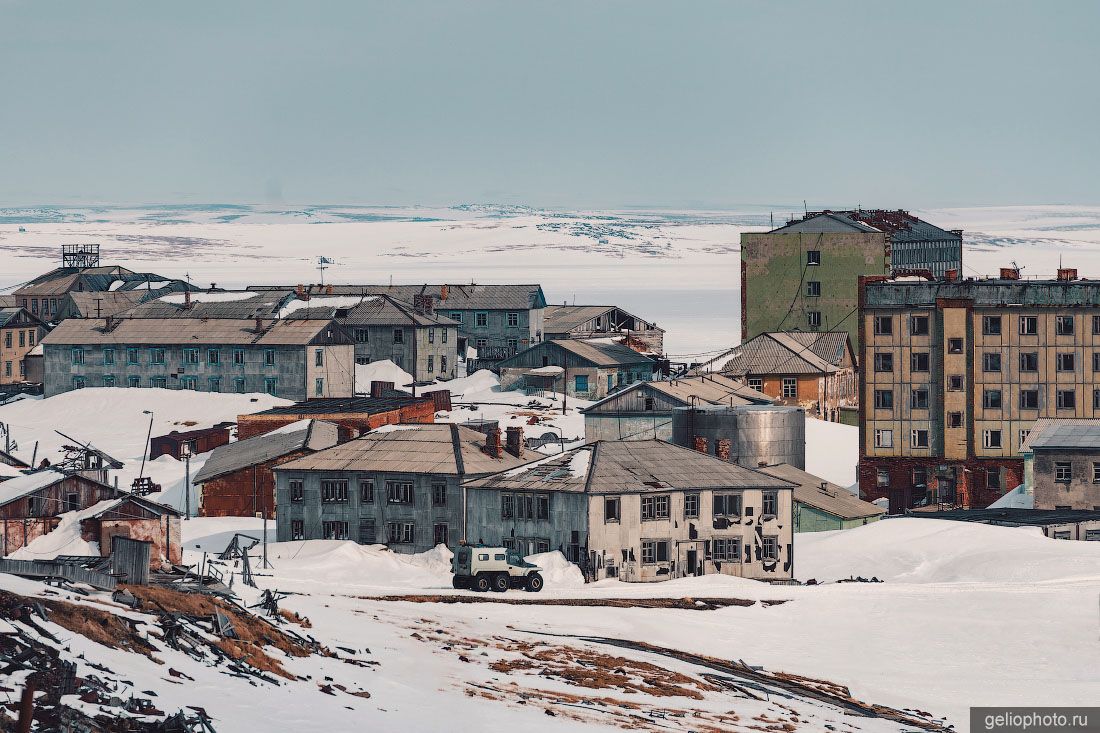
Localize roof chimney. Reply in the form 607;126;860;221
999;267;1020;281
944;269;958;282
439;284;449;301
370;380;394;398
296;284;310;301
413;294;435;316
485;428;503;459
326;284;334;295
1057;268;1078;282
254;317;263;333
430;389;452;411
505;426;524;458
693;436;708;454
183;290;192;309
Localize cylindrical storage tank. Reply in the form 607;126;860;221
671;404;805;470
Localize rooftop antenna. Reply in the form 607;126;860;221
318;256;334;285
770;212;774;228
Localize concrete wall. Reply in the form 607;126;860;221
306;345;356;398
464;488;588;560
439;308;542;356
584;414;674;442
348;324;459;382
1032;450;1100;510
793;502;881;532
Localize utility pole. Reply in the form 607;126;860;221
139;410;154;479
181;442;192;520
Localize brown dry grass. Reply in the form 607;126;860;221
0;589;158;659
279;609;312;628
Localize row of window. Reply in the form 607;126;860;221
353;327;450;345
289;478;449;506
70;375;280;395
872;314;1100;338
290;519;449;546
876;466;1002;491
2;330;36;349
3;360;26;378
747;376;799;399
873;350;1100;374
874;426;1027;450
639;536;777;564
1053;462;1100;484
448;312;523;328
19;297;59;317
873;386;1100;413
71;346;283;367
604;491;776;521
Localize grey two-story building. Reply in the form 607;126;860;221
273;423;533;553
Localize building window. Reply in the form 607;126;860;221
180;376;198;390
387;481;414;504
234;377;246;393
1020;316;1038;335
507;312;520;327
289;479;304;502
1054;462;1072;483
441;328;448;344
501;493;514;519
911;429;929;449
910;352;930;372
910;315;929;336
475;312;488;328
982;353;1001;372
360;479;374;503
805;281;821;297
781;378;797;398
208;349;220;364
428;328;435;344
983;430;1003;449
152;376;168;388
321;479;349;503
604;496;620;522
1056;353;1075;372
291;520;304;540
184;348;199;364
982;316;1002;336
314;378;324;396
1020;389;1039;410
761;536;779;561
684;493;699;518
264;378;277;396
762;491;778;516
713;493;742;516
643;396;656;411
475;338;488;349
264;349;276;366
392;328;404;345
314;348;324;367
983;389;1002;409
354;328;369;343
948;338;964;354
433;523;448;547
806;250;821;265
1056;315;1074;335
986;468;1001;491
875;387;893;411
103;348;114;365
947;412;963;428
234;349;245;364
910;389;929;410
873;316;892;336
747;377;763;391
1020;352;1039;372
641;495;670;520
641;540;670;564
1093;463;1100;483
876;469;890;488
807;311;822;329
450;312;463;323
432;483;447;506
712;537;741;561
102;375;115;387
1057;389;1076;410
323;521;349;540
71;347;85;365
387;522;415;544
441;355;448;373
426;355;434;373
128;375;140;388
574;375;589;393
1094;315;1100;335
948;375;963;391
209;377;221;392
1019;429;1031;446
874;429;893;448
873;353;893;372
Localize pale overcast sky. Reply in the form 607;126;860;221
1;1;1097;209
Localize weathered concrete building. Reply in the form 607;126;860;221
193;419;340;519
40;317;355;400
237;390;436;440
581;374;773;442
0;470;119;555
80;495;183;569
858;269;1100;511
0;308;49;385
692;331;857;421
755;462;885;532
1020;420;1100;510
497;339;657;400
543;305;664;354
464;440;796;582
274;424;532;553
741;210;963;349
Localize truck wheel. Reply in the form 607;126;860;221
452;576;468;590
491;574;509;593
525;573;544;592
473;574;492;592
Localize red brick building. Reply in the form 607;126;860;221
150;423;234;460
81;496;183;569
236;392;436;440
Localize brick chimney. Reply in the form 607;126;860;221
693;436;708;454
1000;267;1020;281
296;284;310;301
183;290;192;309
254;317;263;333
413;294;435;316
505;426;524;458
430;389;452;411
485;428;503;458
944;269;959;282
1057;268;1078;282
370;380;395;398
439;284;449;301
715;438;731;461
326;284;334;295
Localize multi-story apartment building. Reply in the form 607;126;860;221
858;268;1100;511
0;308;49;384
741;209;963;349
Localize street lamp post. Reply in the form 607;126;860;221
180;442;192;520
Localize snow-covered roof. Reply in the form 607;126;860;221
0;469;69;507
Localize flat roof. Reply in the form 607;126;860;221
251;394;431;415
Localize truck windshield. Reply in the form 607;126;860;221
506;550;524;565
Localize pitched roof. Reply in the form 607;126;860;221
193;420;340;483
756;463;885;520
122;291;291;320
283;294;459;327
276;424;532;476
1020;419;1100;452
500;339;657;370
67;291;149;318
88;494;182;518
249;283;547;311
582;374;773;413
464;440;796;495
692;331;851;376
0;469;110;509
252;393;431;416
543;305;661;334
41;317;348;346
770;210;960;241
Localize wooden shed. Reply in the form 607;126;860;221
0;470;119;555
81;495;183;569
149;423;234;460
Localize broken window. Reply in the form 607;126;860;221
360;479;374;503
806;250;821;266
1055;462;1072;483
501;493;514;519
982;352;1001;372
322;521;349;540
713;493;742;517
604;496;620;522
911;352;930;372
873;353;893;372
873;316;892;336
948;338;964;354
1020;316;1038;335
1020;390;1039;410
1020;352;1039;372
289;479;304;502
387;481;414;504
874;389;893;410
910;388;929;410
1057;389;1076;410
1056;315;1074;335
910;315;930;336
684;493;699;518
321;480;349;503
876;469;890;488
1057;353;1075;372
948;375;963;391
393;328;404;344
805;281;821;297
983;430;1003;449
386;522;415;544
874;429;893;447
947;412;963;428
712;538;741;562
987;468;1001;490
911;429;929;449
983;389;1002;409
432;483;447;506
982;315;1002;336
434;523;448;546
761;491;778;517
354;328;369;343
641;540;669;564
761;536;779;561
291;520;304;540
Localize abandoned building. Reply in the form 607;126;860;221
496;338;657;400
0;469;119;555
858;269;1100;511
192;419;340;519
236;388;437;440
581;373;773;442
149;423;235;461
754;462;885;532
464;439;796;582
274;423;532;553
40;316;355;400
249;283;548;369
911;507;1100;542
80;495;183;569
1020;419;1100;511
0;308;49;385
691;331;857;421
543;305;665;354
741;210;963;348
